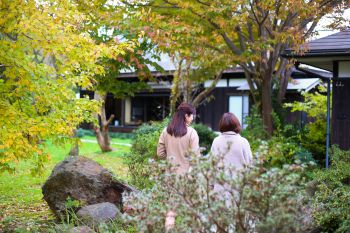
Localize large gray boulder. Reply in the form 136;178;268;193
77;202;120;227
42;156;133;219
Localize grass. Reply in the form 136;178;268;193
0;136;132;232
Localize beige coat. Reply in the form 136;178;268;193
157;126;200;174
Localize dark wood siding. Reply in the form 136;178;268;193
198;89;310;131
283;93;308;127
197;88;246;131
332;78;350;150
105;94;122;126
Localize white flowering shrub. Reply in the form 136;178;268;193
121;153;312;233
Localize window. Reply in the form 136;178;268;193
125;96;170;126
228;95;249;129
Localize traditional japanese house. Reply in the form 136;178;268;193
81;64;322;132
284;29;350;150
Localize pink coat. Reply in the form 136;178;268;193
210;131;252;173
210;131;253;205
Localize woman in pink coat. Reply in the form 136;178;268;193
210;112;253;207
210;112;253;171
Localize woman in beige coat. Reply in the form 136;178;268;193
157;102;200;175
156;102;200;231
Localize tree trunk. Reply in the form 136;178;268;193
68;129;79;156
170;59;184;115
261;77;274;136
94;91;114;152
69;142;79;156
277;66;293;104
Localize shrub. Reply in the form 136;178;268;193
241;105;267;151
125;120;217;189
76;128;134;139
192;123;217;154
312;146;350;232
256;123;316;167
241;105;313;167
122;154;311;233
76;128;95;137
284;85;328;164
124;120;168;189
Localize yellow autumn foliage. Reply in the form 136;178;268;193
0;0;132;173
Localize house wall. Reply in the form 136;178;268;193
198;89;309;132
283;92;308;127
332;78;350;150
79;76;318;133
197;88;249;131
339;61;350;78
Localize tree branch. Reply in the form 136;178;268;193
247;22;255;42
235;26;247;52
191;70;223;107
194;0;211;7
220;32;242;55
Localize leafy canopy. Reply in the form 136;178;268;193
0;0;135;173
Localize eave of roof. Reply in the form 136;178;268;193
283;50;350;58
283;29;350;58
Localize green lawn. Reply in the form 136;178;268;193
0;136;132;232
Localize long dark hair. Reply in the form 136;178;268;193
167;103;196;137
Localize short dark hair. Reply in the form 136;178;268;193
219;112;241;133
167;103;196;137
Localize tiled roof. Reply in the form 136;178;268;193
304;29;350;52
284;29;350;56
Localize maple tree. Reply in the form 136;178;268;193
0;0;134;172
64;0;166;152
87;21;160;152
121;0;349;135
119;3;231;114
91;45;157;152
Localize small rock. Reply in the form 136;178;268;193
69;226;95;233
77;202;120;227
54;224;70;232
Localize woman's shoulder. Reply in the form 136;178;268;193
237;134;250;145
187;126;198;134
160;127;169;137
212;135;221;143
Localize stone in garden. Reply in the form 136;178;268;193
42;156;134;218
76;202;120;227
69;226;95;233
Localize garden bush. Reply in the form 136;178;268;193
122;153;311;233
192;123;217;154
76;128;134;139
242;105;313;167
124;120;169;189
125;120;217;189
284;85;328;164
241;105;267;151
312;146;350;232
256;124;315;167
